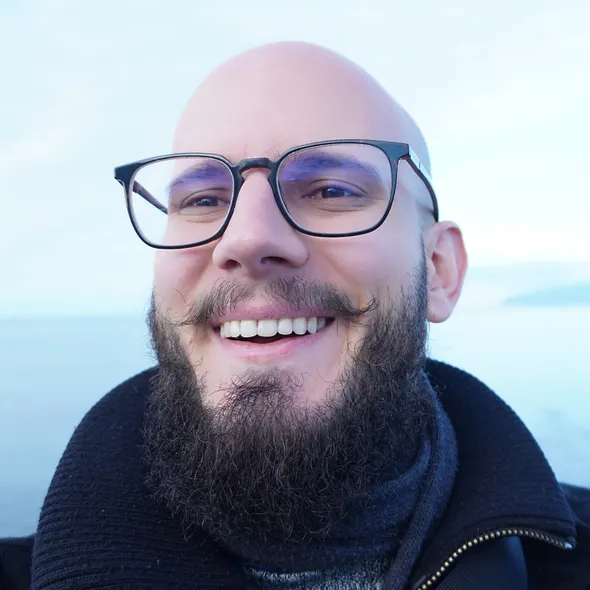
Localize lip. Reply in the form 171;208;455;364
213;320;335;362
210;304;334;327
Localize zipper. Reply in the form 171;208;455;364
414;527;574;590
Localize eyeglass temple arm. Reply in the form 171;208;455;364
132;181;168;214
404;148;439;222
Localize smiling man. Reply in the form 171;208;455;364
15;42;589;589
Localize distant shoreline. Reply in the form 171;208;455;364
504;283;590;307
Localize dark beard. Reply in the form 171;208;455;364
143;258;435;548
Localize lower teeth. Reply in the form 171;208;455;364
230;334;302;343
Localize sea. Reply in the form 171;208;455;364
1;307;589;538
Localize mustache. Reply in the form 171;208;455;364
174;277;377;327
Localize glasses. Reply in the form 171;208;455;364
114;140;438;249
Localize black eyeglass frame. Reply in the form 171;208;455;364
114;139;439;250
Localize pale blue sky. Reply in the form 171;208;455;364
1;0;589;316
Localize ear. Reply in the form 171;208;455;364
423;221;468;323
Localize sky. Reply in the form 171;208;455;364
1;0;589;316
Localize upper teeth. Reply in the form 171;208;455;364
220;316;327;339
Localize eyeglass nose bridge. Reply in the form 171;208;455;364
234;156;274;179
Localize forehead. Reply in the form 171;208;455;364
173;56;411;163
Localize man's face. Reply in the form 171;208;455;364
152;48;428;411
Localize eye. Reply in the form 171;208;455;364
169;191;232;217
299;181;364;200
183;195;224;207
317;185;357;199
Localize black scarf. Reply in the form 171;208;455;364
31;367;457;589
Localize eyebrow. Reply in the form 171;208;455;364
168;161;231;194
281;151;384;183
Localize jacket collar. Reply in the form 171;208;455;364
415;360;577;577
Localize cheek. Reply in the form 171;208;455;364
321;228;422;302
153;250;210;314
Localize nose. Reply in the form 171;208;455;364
211;171;309;278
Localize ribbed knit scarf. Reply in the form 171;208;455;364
31;369;457;590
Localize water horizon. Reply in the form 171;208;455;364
1;306;588;537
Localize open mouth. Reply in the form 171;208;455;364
214;317;335;344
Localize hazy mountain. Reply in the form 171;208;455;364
458;261;590;310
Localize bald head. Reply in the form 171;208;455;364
174;42;431;172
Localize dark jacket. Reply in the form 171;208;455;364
2;361;590;589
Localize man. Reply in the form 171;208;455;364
2;42;589;589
